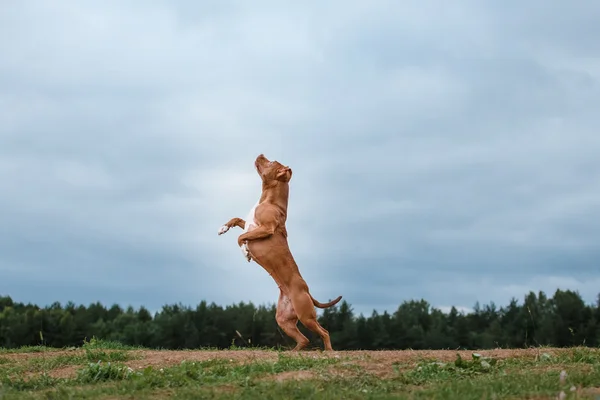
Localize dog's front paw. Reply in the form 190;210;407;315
218;225;230;235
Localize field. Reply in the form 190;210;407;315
1;340;600;399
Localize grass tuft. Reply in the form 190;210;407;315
399;353;498;385
77;361;135;383
82;337;143;351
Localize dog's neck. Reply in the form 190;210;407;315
260;181;289;213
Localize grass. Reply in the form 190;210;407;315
0;341;599;399
0;345;55;354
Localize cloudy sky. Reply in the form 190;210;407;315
2;1;599;317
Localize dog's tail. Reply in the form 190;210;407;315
310;294;343;309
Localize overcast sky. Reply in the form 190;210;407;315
1;1;599;317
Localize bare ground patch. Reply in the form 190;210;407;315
126;349;280;370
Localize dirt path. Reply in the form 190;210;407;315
4;347;564;380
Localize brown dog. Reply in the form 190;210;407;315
218;154;342;351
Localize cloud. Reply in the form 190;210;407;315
1;1;599;317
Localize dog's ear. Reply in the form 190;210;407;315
276;167;292;182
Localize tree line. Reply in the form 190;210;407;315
1;289;598;350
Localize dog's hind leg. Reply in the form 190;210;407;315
275;290;309;351
293;292;334;351
299;316;333;351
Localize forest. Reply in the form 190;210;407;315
1;289;598;350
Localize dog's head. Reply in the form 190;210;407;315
255;154;293;184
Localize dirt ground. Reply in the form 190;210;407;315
5;347;560;381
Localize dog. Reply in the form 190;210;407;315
218;154;342;351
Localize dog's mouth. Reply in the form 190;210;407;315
255;154;268;173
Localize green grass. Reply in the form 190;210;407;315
1;343;600;399
0;338;144;355
81;337;145;352
0;339;138;388
0;345;55;354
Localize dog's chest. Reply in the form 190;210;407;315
243;201;259;232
